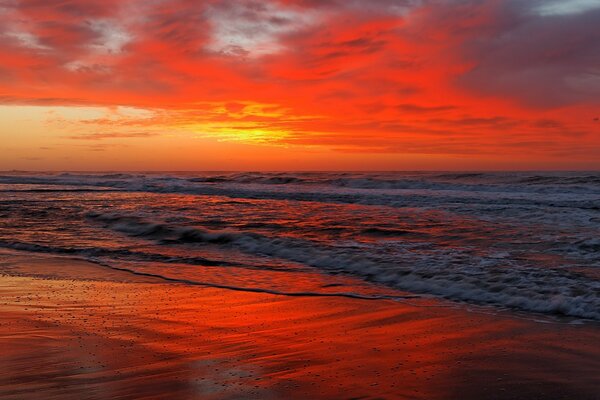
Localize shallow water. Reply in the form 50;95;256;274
1;171;599;319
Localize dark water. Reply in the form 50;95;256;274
0;171;599;319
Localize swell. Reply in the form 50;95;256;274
3;172;600;192
86;212;242;244
517;175;600;185
183;172;600;188
2;174;600;213
188;173;307;185
86;212;600;321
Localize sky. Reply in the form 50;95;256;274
0;0;599;171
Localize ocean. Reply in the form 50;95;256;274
1;171;598;320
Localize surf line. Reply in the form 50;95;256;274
88;258;422;302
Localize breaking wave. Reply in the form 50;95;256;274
86;212;600;320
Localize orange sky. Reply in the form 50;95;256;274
0;0;599;170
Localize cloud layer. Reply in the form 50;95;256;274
0;0;599;165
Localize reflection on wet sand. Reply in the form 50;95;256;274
1;255;598;399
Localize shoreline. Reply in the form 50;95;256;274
1;253;599;399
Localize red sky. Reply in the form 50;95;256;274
0;0;599;170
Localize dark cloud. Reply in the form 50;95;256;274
397;104;455;113
0;95;92;105
454;2;600;107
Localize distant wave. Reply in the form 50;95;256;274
188;174;307;185
2;174;600;218
3;171;600;190
185;171;600;189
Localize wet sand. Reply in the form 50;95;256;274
1;253;599;399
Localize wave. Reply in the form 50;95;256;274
0;239;302;273
3;171;600;191
517;175;600;185
86;212;600;320
360;227;413;237
3;173;599;218
3;172;600;215
433;173;487;180
188;172;600;190
3;173;600;262
0;239;226;265
188;173;307;185
86;212;241;244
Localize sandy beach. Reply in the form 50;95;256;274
1;252;598;400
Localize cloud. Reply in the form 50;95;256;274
3;30;50;50
65;132;159;140
397;103;455;113
205;0;317;57
453;1;600;107
86;19;131;54
0;0;598;163
533;0;600;16
0;95;93;106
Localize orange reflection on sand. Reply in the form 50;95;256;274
1;259;598;399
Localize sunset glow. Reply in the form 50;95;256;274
2;3;600;398
1;0;599;170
